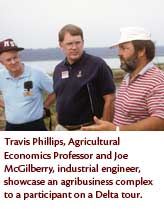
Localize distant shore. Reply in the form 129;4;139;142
19;47;164;62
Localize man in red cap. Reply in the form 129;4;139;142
82;27;164;131
0;38;55;131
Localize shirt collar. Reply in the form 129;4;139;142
138;61;154;75
5;64;30;79
64;51;86;67
124;61;154;84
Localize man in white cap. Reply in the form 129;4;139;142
82;27;164;131
0;38;55;130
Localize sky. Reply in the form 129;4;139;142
1;0;164;49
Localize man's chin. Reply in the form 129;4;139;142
120;65;132;73
120;64;127;71
9;67;20;73
70;55;81;61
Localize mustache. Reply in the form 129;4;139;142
119;56;128;62
119;55;139;73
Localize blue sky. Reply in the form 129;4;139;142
1;0;164;48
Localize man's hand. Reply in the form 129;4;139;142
81;116;116;131
43;107;51;118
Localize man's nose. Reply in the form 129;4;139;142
11;58;16;64
72;43;77;49
118;48;123;57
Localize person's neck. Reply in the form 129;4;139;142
67;60;75;65
129;59;148;81
10;63;24;79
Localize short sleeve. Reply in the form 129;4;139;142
38;71;54;94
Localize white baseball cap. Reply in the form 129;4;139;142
111;27;151;47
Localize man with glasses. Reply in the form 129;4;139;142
53;24;115;130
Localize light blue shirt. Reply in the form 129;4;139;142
0;64;53;124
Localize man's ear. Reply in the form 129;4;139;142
0;56;2;64
138;48;146;58
59;42;63;48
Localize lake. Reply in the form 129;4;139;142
24;56;164;74
23;58;121;74
1;56;164;74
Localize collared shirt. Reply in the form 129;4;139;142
0;64;53;124
113;61;164;125
53;52;116;125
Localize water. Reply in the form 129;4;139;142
1;56;164;74
24;56;164;74
24;58;120;74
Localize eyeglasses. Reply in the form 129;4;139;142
64;40;83;48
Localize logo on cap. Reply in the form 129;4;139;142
4;40;16;47
0;38;24;54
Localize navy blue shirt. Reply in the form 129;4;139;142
53;52;115;125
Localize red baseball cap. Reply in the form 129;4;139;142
0;38;24;54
